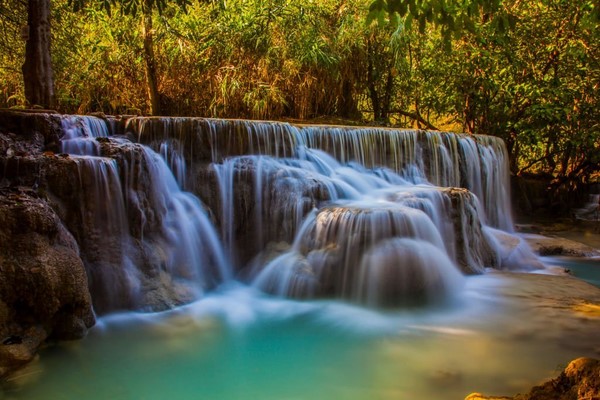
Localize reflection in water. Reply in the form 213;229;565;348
8;272;600;400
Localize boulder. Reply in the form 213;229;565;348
465;357;600;400
0;189;95;378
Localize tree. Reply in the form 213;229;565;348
70;0;194;116
439;0;600;201
22;0;55;108
15;0;195;115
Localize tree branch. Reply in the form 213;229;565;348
388;108;439;130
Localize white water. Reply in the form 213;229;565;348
55;115;546;310
58;116;230;312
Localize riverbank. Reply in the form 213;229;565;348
467;218;600;399
466;357;600;400
517;217;600;257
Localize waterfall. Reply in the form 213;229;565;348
60;115;109;156
56;116;230;314
119;117;534;308
36;114;538;311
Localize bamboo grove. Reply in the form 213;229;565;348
1;0;599;196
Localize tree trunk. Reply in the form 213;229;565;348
22;0;55;109
338;79;359;119
142;1;161;116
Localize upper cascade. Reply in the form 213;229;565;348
128;117;513;231
119;116;539;308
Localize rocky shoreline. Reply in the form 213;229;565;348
466;357;600;400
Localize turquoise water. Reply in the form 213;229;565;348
5;273;600;400
542;256;600;288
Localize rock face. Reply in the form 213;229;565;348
0;189;94;379
466;357;600;400
0;111;96;379
523;233;600;257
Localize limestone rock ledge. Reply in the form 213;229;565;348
523;233;600;257
0;189;95;379
466;357;600;400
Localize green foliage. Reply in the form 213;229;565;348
440;0;600;193
367;0;508;42
0;1;27;108
68;0;192;16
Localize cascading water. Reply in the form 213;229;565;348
126;117;537;308
57;116;230;313
47;115;540;311
60;115;109;156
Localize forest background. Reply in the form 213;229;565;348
1;0;599;209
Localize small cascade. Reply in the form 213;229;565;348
120;145;231;287
354;238;464;307
574;193;600;221
70;155;141;312
60;115;110;156
158;141;187;189
252;203;468;306
55;116;230;314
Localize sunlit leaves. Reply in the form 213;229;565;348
68;0;192;16
367;0;508;42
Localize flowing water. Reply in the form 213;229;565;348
4;116;599;399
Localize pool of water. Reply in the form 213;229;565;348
542;256;600;288
5;272;600;400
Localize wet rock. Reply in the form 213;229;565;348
0;326;46;379
0;190;95;378
0;110;63;154
523;234;600;257
466;357;600;400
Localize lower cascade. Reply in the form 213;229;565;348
1;113;541;317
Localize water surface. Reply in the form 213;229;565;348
8;271;600;400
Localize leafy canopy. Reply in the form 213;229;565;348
367;0;513;42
